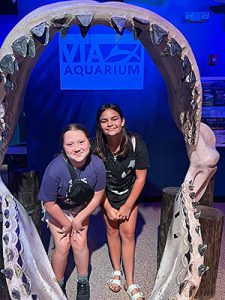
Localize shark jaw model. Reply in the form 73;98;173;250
0;1;220;299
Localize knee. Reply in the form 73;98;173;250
54;241;70;256
106;227;119;239
121;230;135;242
71;238;88;252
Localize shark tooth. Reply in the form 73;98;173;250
12;36;28;57
30;22;49;45
170;38;182;56
161;39;182;56
0;54;15;74
150;24;168;45
76;14;94;27
3;234;9;245
198;244;207;256
23;282;31;295
76;14;94;37
198;264;209;276
185;70;196;84
132;17;150;40
182;55;192;75
192;201;199;208
4;209;10;218
6;248;15;262
189;191;195;199
1;268;13;280
4;79;14;91
161;43;171;56
11;289;21;300
51;15;69;27
111;16;127;35
194;210;201;219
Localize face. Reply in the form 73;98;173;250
99;108;125;137
63;130;90;166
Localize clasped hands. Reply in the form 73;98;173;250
107;203;132;221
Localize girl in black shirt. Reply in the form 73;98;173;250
94;104;149;300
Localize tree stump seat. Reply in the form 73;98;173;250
8;168;41;235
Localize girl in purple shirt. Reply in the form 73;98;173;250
38;124;106;300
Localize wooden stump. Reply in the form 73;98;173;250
157;186;179;268
0;222;10;299
8;169;42;236
196;205;224;300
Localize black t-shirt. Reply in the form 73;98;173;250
92;134;149;208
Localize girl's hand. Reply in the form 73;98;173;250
72;216;84;232
117;204;132;221
106;207;120;221
58;221;72;238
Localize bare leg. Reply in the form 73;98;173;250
71;218;89;276
103;209;121;292
48;221;71;281
120;205;143;299
120;205;138;285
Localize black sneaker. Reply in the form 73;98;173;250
76;280;90;300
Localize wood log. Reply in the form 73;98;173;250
195;205;224;300
157;186;179;268
8;169;42;236
0;222;10;300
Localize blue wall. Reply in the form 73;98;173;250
1;0;225;197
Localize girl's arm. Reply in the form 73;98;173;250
44;201;72;234
117;169;147;219
72;189;105;231
103;197;120;221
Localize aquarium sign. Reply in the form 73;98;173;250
59;34;144;90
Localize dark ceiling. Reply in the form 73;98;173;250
0;0;18;14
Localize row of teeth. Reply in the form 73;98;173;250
174;182;208;298
0;11;201;156
1;194;39;299
1;184;207;299
0;14;197;87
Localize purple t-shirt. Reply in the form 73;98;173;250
38;153;106;203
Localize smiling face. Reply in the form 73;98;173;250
99;108;125;138
63;129;90;167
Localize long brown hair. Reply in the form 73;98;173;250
94;104;133;161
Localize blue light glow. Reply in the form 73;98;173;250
59;34;145;90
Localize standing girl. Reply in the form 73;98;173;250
94;104;149;300
38;124;106;300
